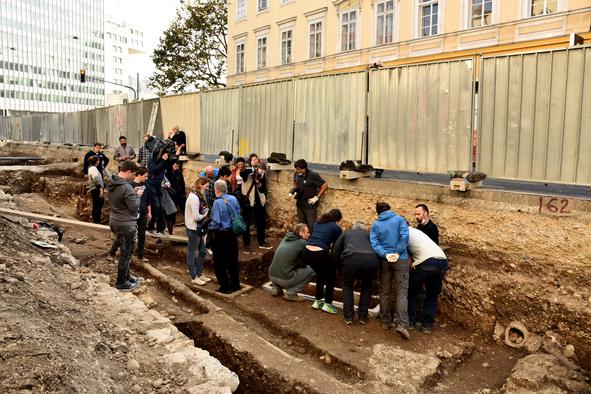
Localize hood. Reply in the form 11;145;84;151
284;232;302;242
107;174;130;191
377;210;396;221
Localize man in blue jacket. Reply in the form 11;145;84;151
370;201;410;340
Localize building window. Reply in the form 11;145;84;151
258;0;267;11
257;37;267;69
471;0;492;27
376;0;394;45
281;30;293;64
340;10;357;52
530;0;557;16
236;0;246;20
418;0;439;37
309;21;323;59
236;43;245;73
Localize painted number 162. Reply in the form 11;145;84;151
538;196;570;214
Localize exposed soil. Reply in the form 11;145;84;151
1;143;590;393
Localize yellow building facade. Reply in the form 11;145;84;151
227;0;591;86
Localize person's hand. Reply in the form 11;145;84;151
176;148;182;156
99;189;104;198
307;196;319;205
147;212;152;221
386;253;400;262
162;152;169;161
135;186;144;197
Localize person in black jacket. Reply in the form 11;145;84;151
332;222;380;325
146;150;169;234
240;153;271;251
164;160;186;235
83;142;110;176
415;204;439;245
292;159;328;231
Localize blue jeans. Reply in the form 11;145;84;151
186;227;206;279
408;258;448;329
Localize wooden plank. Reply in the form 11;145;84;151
0;208;188;243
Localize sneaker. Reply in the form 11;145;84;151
270;287;283;297
382;322;391;330
311;300;324;310
396;325;411;340
258;243;273;250
199;275;212;283
321;303;338;314
419;326;433;335
147;230;157;236
116;281;138;292
243;246;251;254
414;322;423;330
191;277;207;286
283;293;304;302
359;319;367;325
344;319;354;325
206;248;213;256
128;275;144;284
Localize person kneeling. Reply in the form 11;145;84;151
268;224;314;302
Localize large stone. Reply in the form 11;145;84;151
368;344;440;394
504;354;590;393
146;327;173;344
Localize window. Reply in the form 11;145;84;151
236;0;246;20
471;0;492;27
258;0;267;11
376;0;394;45
257;37;267;69
530;0;557;16
418;0;438;37
340;10;357;52
281;30;293;64
236;43;245;73
309;21;322;59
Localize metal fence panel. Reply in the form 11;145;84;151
295;73;366;164
142;98;164;140
64;112;78;144
0;117;9;140
478;46;591;184
240;80;294;159
369;60;473;172
200;88;240;155
12;117;23;141
160;94;199;152
126;102;144;149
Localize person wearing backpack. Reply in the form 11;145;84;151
209;179;242;294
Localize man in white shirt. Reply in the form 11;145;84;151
407;227;448;335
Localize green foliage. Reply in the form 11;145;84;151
149;0;227;95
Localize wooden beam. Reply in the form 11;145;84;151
0;208;188;243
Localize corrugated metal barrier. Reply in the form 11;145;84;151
160;94;200;153
200;88;240;155
478;46;591;185
294;72;366;164
368;59;474;172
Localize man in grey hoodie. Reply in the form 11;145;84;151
108;160;143;291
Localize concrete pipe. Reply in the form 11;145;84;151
504;321;529;348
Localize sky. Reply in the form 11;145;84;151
105;0;180;80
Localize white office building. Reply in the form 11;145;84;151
104;15;146;105
0;0;105;115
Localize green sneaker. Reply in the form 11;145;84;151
321;303;338;314
311;300;324;310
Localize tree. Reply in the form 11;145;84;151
149;0;227;95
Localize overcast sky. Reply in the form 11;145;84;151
105;0;180;79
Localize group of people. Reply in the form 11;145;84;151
268;202;448;339
84;132;448;334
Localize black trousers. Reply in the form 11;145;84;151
342;259;376;321
297;205;317;232
303;248;335;304
212;230;240;292
242;202;266;247
90;188;103;224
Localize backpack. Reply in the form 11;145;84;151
223;199;247;235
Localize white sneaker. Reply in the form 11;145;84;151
191;277;207;286
206;248;213;256
199;275;211;283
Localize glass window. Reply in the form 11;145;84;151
376;0;394;45
309;21;323;59
236;43;245;73
340;10;357;52
419;0;438;37
236;0;246;19
471;0;492;27
530;0;557;16
257;36;267;69
281;29;293;64
258;0;267;11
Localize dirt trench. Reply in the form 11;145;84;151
1;146;590;392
